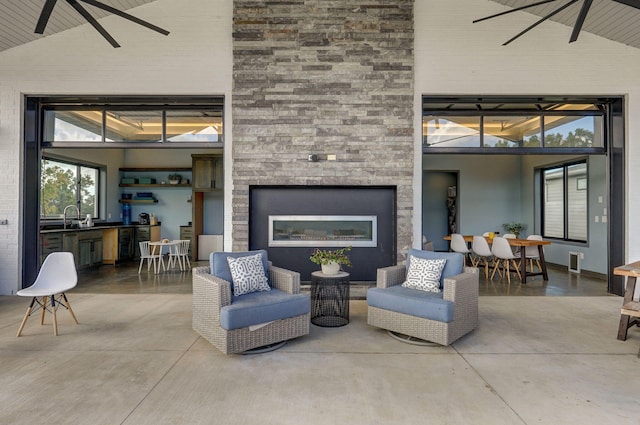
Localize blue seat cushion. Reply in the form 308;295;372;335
367;285;454;323
220;288;310;330
210;250;270;286
407;249;464;288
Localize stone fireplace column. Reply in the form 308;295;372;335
232;0;415;263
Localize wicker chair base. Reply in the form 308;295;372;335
192;265;310;355
368;306;475;346
386;330;439;346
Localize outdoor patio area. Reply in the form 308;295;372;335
1;273;639;424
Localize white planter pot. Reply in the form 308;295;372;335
321;262;340;275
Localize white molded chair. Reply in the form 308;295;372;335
16;252;79;337
525;234;544;274
503;232;520;255
472;235;494;280
139;241;162;274
490;236;521;284
169;239;191;271
450;233;472;266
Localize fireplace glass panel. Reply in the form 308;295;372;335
269;215;377;247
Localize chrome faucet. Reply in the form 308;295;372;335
63;205;80;229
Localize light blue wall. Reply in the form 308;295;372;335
521;155;608;274
423;155;522;236
423;153;608;274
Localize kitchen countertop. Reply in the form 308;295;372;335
40;222;160;234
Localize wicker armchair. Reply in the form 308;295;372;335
367;250;479;346
192;260;310;354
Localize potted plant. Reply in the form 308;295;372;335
502;222;526;238
310;246;352;275
168;174;182;184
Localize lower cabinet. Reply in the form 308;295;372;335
135;224;161;258
118;227;135;261
180;225;193;259
77;230;103;270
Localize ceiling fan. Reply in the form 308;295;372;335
35;0;170;48
473;0;640;45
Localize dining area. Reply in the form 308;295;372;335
444;233;551;284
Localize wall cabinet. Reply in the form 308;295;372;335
191;154;224;260
192;155;223;191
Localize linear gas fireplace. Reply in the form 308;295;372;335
250;186;396;282
269;215;377;247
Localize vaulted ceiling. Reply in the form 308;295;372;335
0;0;638;53
488;0;640;48
0;0;159;52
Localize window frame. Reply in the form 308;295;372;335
422;96;609;154
40;156;101;221
540;159;589;243
38;96;225;149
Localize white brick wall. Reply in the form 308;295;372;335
0;0;232;294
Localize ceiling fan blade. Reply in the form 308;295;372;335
35;0;59;34
569;0;593;42
80;0;170;35
503;0;579;45
612;0;640;9
473;0;559;24
66;0;120;48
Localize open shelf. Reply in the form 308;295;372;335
119;199;159;204
119;183;191;188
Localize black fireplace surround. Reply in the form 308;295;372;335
249;186;397;282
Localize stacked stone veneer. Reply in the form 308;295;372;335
232;0;414;259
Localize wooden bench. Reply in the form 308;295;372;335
614;261;640;341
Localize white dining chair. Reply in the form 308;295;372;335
450;233;473;266
169;239;191;271
139;241;161;274
525;234;544;274
16;252;79;337
490;236;521;284
503;232;520;255
472;235;494;280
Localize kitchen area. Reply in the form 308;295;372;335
38;149;224;272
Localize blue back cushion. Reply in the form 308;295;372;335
406;249;464;288
210;250;270;285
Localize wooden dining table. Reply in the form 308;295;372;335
444;235;551;283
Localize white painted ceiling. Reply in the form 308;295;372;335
0;0;639;52
488;0;640;48
0;0;159;52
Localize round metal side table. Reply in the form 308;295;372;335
310;271;350;327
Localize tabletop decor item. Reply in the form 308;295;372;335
168;173;182;184
502;222;526;238
310;246;352;275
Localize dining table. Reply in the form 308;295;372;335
444;235;551;283
149;240;178;272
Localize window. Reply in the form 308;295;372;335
40;97;224;146
40;158;99;219
542;161;588;242
422;97;607;153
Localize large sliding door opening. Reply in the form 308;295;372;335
421;96;624;295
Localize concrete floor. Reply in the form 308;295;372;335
1;261;636;425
